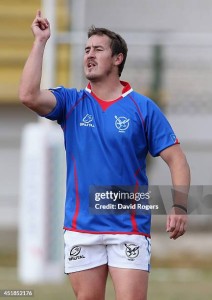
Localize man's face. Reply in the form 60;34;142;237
84;34;116;81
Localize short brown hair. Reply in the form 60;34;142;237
87;26;128;77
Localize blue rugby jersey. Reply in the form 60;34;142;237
42;81;179;237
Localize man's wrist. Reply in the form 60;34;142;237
33;37;49;47
172;204;187;214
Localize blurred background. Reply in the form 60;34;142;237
0;0;212;299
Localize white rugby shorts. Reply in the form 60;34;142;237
64;231;151;273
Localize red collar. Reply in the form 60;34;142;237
85;81;133;111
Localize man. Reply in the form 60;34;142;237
19;10;190;300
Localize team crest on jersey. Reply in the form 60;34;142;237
115;116;130;133
80;114;95;128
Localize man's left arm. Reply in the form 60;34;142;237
160;144;190;240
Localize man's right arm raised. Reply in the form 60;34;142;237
19;10;56;115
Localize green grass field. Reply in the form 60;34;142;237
0;252;212;300
1;267;212;300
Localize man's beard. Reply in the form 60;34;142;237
85;73;99;81
85;68;112;82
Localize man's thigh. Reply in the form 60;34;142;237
64;231;109;300
109;267;149;300
106;234;151;300
69;265;108;300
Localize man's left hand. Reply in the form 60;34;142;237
166;207;188;240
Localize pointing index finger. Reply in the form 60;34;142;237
36;10;42;18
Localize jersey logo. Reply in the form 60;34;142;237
80;114;95;128
115;116;130;133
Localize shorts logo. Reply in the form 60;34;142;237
69;246;85;261
125;243;139;260
80;114;95;127
115;116;130;132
